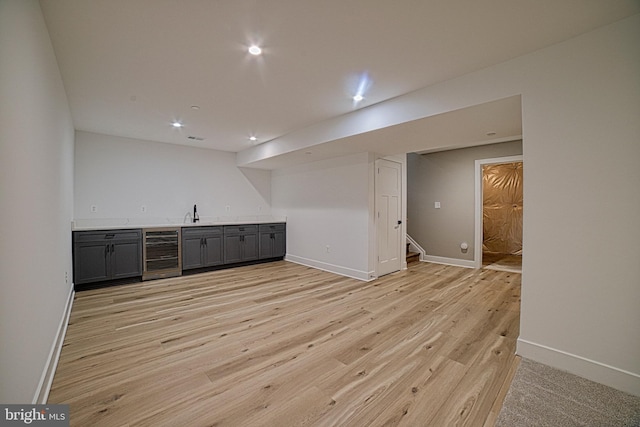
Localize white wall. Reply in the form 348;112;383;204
515;16;640;395
264;15;640;394
407;141;522;262
0;0;75;403
74;131;272;225
272;153;374;280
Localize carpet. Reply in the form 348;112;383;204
495;358;640;427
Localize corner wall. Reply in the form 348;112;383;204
516;15;640;395
272;153;374;280
0;0;75;403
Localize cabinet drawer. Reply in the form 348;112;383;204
182;226;222;237
74;229;141;242
223;225;258;235
259;223;285;232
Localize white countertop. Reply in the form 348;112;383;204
72;216;286;231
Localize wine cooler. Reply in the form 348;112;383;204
142;227;182;280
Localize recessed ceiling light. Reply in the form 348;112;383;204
486;131;497;136
172;121;183;128
190;105;200;110
248;45;262;56
351;72;371;105
249;136;257;141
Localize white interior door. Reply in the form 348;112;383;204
376;159;402;276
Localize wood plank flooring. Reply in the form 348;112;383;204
49;261;521;426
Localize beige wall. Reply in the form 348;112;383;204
516;16;640;394
407;141;523;261
0;0;75;403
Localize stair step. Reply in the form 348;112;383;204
407;251;420;264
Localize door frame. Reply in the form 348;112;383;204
375;158;404;277
474;155;523;269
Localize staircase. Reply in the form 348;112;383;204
406;242;420;265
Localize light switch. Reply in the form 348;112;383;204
434;201;441;209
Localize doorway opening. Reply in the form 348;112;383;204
474;156;523;272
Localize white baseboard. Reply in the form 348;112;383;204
423;255;476;269
285;255;373;281
517;338;640;397
33;284;75;404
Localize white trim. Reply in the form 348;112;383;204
423;255;476;269
406;234;426;261
285;255;373;282
517;338;640;397
33;284;75;404
474;155;523;269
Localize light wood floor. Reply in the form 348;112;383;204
49;261;521;426
482;253;522;274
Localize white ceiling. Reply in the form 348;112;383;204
40;0;639;165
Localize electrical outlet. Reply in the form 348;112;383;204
225;205;231;212
141;205;147;213
90;205;98;213
434;201;441;209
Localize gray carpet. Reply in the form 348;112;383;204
496;358;640;427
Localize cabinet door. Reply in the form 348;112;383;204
242;233;259;261
111;240;142;279
259;232;273;259
203;234;223;266
182;235;204;270
74;241;109;284
258;225;286;259
224;234;242;264
273;231;286;258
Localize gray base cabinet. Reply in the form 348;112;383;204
73;229;142;285
259;223;286;259
182;226;223;270
72;223;285;288
223;225;259;264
